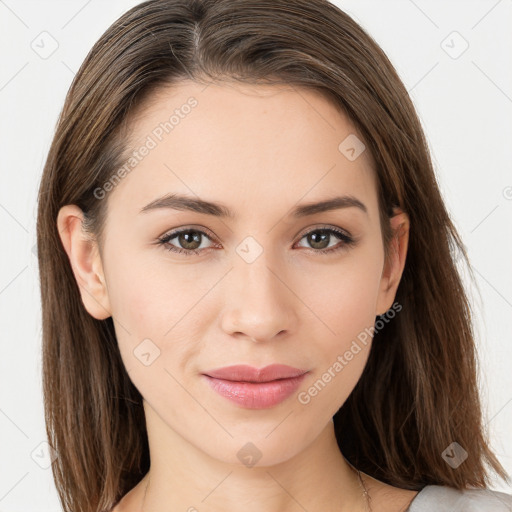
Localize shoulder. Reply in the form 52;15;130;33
407;485;512;512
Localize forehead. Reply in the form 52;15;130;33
108;80;379;223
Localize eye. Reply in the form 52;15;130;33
294;226;356;254
157;225;356;256
157;227;217;256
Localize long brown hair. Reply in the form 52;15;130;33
36;1;509;511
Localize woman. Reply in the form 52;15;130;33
36;1;511;511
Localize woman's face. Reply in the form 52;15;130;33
62;80;408;466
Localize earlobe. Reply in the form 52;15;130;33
376;209;410;316
56;205;112;320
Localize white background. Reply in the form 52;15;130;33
0;0;511;510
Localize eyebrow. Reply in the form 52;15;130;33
139;193;368;218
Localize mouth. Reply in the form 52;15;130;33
201;364;309;409
202;363;308;382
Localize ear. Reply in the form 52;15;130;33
375;208;410;316
56;205;112;320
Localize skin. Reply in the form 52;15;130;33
57;80;417;512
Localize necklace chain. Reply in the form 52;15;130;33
141;468;371;511
355;467;372;512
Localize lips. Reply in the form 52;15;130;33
201;364;309;409
203;364;308;382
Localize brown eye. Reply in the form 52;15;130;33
157;228;215;256
295;227;355;254
175;230;203;250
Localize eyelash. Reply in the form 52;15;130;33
156;225;356;257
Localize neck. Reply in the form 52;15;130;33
139;401;369;512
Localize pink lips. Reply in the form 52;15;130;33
202;364;309;409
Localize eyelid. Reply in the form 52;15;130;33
294;223;353;240
157;224;218;242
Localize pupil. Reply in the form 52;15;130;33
179;231;201;249
309;231;329;249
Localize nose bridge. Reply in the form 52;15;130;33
221;244;295;340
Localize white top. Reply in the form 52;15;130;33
406;485;512;511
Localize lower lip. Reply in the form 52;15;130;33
202;373;307;409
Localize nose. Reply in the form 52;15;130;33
220;255;297;344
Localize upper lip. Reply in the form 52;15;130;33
203;364;308;383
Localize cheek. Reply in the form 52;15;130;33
103;250;169;372
304;252;383;345
295;267;380;419
105;253;206;387
295;251;382;407
105;243;182;336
